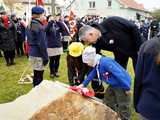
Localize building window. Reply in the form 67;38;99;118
47;7;51;15
89;1;96;8
107;0;112;7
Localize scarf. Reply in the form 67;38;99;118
2;15;9;29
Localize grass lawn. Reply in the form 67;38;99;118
0;51;138;119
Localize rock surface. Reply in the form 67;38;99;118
0;80;120;120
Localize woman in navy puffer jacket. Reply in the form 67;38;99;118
45;15;70;78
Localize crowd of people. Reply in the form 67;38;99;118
0;5;160;120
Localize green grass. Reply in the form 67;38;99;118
0;51;138;119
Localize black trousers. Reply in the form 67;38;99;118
49;55;61;74
3;50;15;65
114;51;138;72
62;41;68;50
0;50;2;57
33;70;44;87
15;40;24;56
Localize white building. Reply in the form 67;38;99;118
63;0;150;20
0;0;63;17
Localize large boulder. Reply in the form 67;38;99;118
0;80;120;120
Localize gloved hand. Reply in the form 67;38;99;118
43;59;48;66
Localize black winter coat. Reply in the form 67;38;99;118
92;16;143;56
0;20;17;51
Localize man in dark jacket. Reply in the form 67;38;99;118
150;19;159;38
12;16;25;56
26;6;48;87
134;36;160;120
62;15;71;51
79;16;143;71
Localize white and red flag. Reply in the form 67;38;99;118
36;0;44;6
69;10;77;37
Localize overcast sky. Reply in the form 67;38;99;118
135;0;160;10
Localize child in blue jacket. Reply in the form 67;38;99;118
27;6;48;87
79;46;131;120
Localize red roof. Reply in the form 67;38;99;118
119;0;145;11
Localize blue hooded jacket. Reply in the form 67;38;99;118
82;57;131;90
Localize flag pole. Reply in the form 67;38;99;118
26;0;31;25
